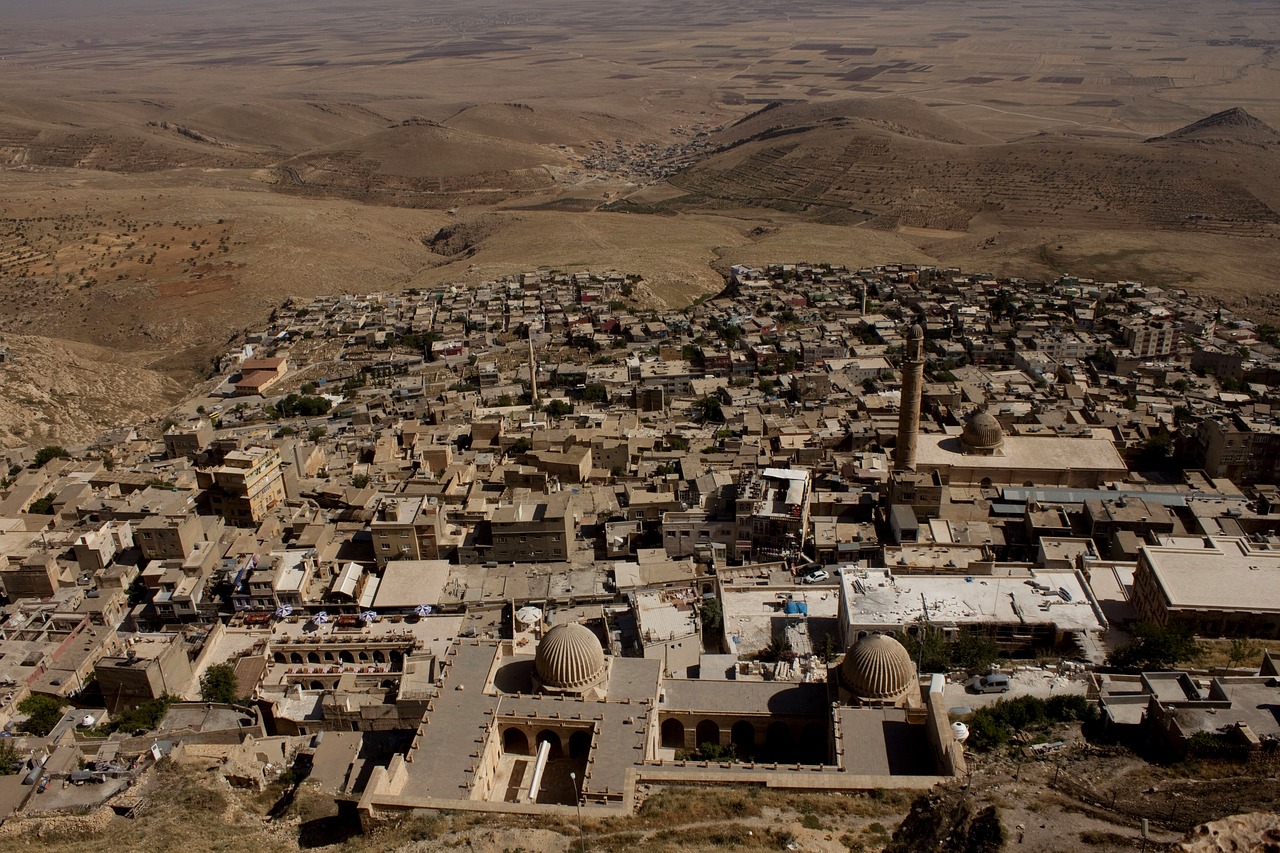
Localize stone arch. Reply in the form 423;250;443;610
568;730;592;759
695;720;720;751
800;722;827;765
307;651;320;664
390;650;403;667
503;728;530;756
765;721;791;761
308;680;323;690
358;651;370;663
535;729;563;759
372;650;386;664
980;477;994;490
289;652;303;664
731;720;755;758
660;718;685;749
273;651;286;664
339;650;355;664
702;582;714;595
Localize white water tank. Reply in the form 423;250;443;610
951;721;970;743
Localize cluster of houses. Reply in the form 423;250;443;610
0;261;1278;821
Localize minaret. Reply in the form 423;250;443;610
527;333;539;407
861;284;867;317
895;324;925;472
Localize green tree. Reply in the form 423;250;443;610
200;663;240;704
113;696;174;735
508;437;532;455
351;474;371;489
951;630;1001;674
32;445;70;468
1107;621;1203;671
694;396;725;423
895;626;950;674
700;597;723;636
27;493;56;515
1226;637;1259;669
582;384;608;403
0;738;18;775
545;399;573;419
17;694;65;736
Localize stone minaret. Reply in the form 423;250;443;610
528;333;539;406
895;324;925;472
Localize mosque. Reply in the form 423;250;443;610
892;325;1127;490
357;620;965;820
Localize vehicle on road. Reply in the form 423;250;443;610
802;569;830;585
969;673;1011;693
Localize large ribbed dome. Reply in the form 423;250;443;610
961;411;1004;455
841;634;916;703
535;622;606;692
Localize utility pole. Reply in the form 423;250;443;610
569;771;586;853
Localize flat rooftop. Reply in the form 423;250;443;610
914;434;1126;472
1141;537;1280;612
842;569;1104;633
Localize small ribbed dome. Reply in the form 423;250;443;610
841;634;916;702
961;411;1004;454
535;622;606;692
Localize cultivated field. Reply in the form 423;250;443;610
2;0;1280;440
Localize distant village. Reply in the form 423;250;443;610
0;261;1278;825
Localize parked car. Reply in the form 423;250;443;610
969;673;1011;694
802;569;830;585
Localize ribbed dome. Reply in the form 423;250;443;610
961;411;1003;454
535;622;606;692
841;634;916;702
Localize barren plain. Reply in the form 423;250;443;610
3;0;1280;444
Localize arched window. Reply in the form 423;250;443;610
503;728;530;755
535;729;563;759
695;720;720;752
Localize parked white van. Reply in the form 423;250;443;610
969;673;1011;694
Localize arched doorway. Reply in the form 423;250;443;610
660;718;685;749
731;721;754;759
339;650;355;664
289;652;303;664
309;681;323;690
764;721;791;762
800;722;828;765
372;650;385;663
307;651;320;664
695;720;720;752
503;728;530;755
535;729;563;758
273;652;286;663
568;730;592;760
